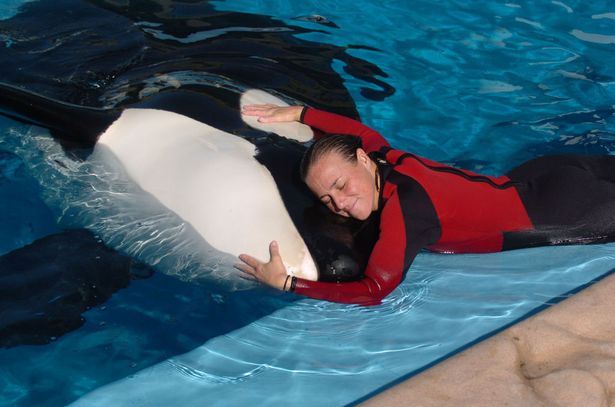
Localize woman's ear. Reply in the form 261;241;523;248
356;148;370;166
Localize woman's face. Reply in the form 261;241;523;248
305;148;378;220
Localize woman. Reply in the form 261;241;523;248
236;104;615;305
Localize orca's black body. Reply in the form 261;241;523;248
0;0;393;345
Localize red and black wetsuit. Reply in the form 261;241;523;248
293;107;615;305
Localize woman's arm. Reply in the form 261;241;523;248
300;107;389;153
241;104;390;153
292;188;440;305
236;203;407;306
236;188;440;305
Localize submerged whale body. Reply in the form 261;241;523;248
0;0;393;113
0;229;153;348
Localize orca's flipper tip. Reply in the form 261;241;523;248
239;89;314;143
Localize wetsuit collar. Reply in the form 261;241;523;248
368;150;394;212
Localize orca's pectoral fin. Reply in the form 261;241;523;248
239;89;314;143
0;82;119;148
0;229;153;348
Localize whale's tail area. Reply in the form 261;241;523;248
0;82;119;148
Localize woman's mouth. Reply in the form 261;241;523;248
347;199;358;215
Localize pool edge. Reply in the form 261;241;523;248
358;267;615;406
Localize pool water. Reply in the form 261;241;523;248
1;0;615;406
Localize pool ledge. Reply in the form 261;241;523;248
362;271;615;406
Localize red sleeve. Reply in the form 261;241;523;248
300;107;390;153
293;193;410;306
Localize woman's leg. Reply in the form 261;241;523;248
507;154;615;183
504;155;615;249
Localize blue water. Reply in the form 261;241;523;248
1;0;615;406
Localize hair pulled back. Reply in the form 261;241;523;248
299;134;363;182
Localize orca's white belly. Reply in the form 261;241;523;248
96;107;318;280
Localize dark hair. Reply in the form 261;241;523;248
299;134;363;181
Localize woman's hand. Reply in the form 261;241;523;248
235;241;289;291
241;104;303;123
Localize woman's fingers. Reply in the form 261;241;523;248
234;258;260;282
241;104;302;123
242;103;277;110
234;260;252;273
241;104;278;116
268;240;280;261
236;254;262;273
238;253;258;267
241;105;278;123
235;241;288;290
237;271;257;281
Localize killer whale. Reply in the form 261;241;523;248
0;0;390;347
0;82;373;283
0;0;392;284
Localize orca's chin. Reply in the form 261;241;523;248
318;254;363;283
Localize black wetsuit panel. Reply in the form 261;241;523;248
505;155;615;249
387;171;442;269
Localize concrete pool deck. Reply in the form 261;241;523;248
362;271;615;407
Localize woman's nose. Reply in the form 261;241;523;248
330;192;347;212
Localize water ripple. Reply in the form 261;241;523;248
166;358;267;384
571;29;615;45
138;23;294;44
